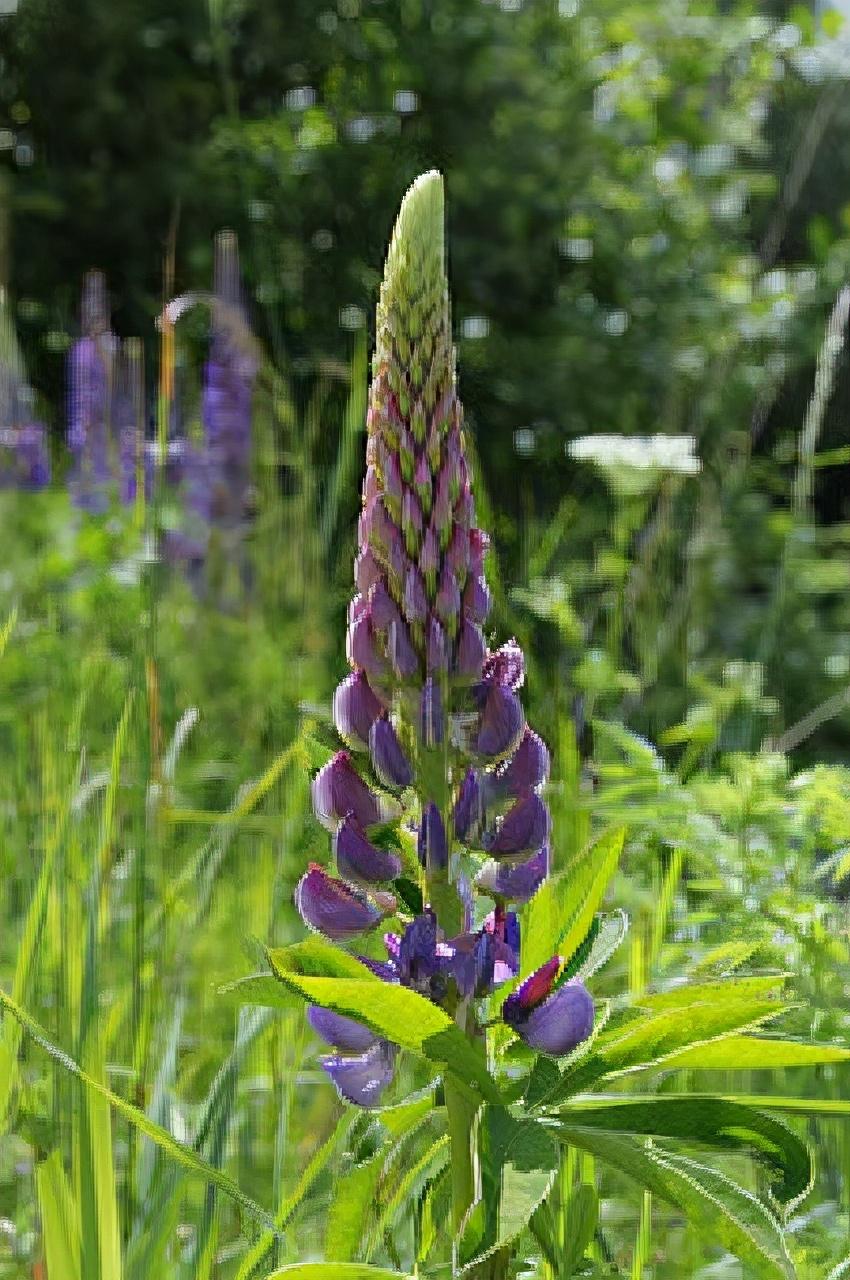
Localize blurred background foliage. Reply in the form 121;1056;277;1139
4;0;850;1276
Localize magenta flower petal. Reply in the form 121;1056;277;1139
295;864;384;939
312;751;395;831
485;791;550;857
369;716;414;789
503;975;594;1057
483;639;525;690
476;682;524;758
321;1041;397;1107
334;813;402;885
333;671;384;750
307;1005;378;1052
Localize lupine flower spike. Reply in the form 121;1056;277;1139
295;171;595;1109
68;270;118;512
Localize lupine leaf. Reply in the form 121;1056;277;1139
266;1268;411;1279
268;939;381;980
632;974;787;1011
326;1148;387;1263
455;1107;558;1272
552;1096;812;1205
553;1126;794;1279
266;963;499;1102
641;1035;850;1072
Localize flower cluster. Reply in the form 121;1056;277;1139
0;305;50;490
296;172;595;1106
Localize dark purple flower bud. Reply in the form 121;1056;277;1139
388;618;419;680
476;844;550;904
369;716;413;789
295;863;384;939
418;802;448;872
448;929;496;999
463;575;491;625
488;728;551;799
355;548;381;595
476;681;524;758
426;615;448;673
455;620;486;680
469;528;490;577
414;452;432;515
347;612;389;681
419;677;444;747
398;911;446;993
502;963;594;1057
404;563;428;623
453;768;483;842
321;1040;397;1107
436;568;461;630
484;791;550;858
333;670;384;749
307;1005;378;1052
483;639;525;691
334;812;402;884
312;751;394;831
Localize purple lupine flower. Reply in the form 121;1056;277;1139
502;959;595;1057
476;844;550;904
312;751;397;831
307;1005;378;1052
292;173;592;1111
333;670;384;750
369;716;413;789
321;1041;397;1107
201;231;256;493
67;270;118;511
484;790;550;858
13;419;50;490
334;813;402;885
295;863;386;939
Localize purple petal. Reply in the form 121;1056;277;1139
463;574;491;625
334;813;402;885
419;677;444;748
476;845;550;904
504;979;594;1057
347;612;389;681
404;563;428;623
436;568;461;629
369;580;401;632
484;791;550;857
455;620;486;679
453;768;483;842
333;671;384;750
312;751;394;831
418;802;448;872
469;528;490;578
476;682;524;759
483;639;525;691
355;548;381;594
420;525;440;579
426;616;448;673
506;957;563;1012
295;864;383;939
398;911;446;992
446;523;470;582
447;930;496;998
487;728;551;799
369;716;414;788
321;1041;397;1107
388;619;419;680
307;1005;378;1052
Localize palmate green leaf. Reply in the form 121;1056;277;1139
267;953;499;1102
553;1096;812;1206
267;1267;411;1279
554;1125;794;1279
643;1034;850;1072
521;826;625;979
455;1107;558;1272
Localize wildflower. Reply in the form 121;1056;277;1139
295;863;386;939
67;270;118;511
502;958;595;1056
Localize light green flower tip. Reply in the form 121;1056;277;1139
389;169;445;272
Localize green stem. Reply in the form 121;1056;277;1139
444;1073;478;1236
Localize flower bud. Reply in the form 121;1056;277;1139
463;574;491;625
320;1041;397;1107
426;615;448;673
483;639;525;690
418;802;448;872
475;844;549;904
419;677;444;747
333;670;384;749
334;812;402;884
369;716;414;789
296;863;384;939
455;620;486;679
404;563;428;624
388;618;419;680
487;727;550;798
312;751;396;831
475;681;524;758
347;611;389;681
402;488;423;556
453;768;483;842
435;568;461;631
484;791;550;858
308;1005;378;1052
502;961;594;1057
